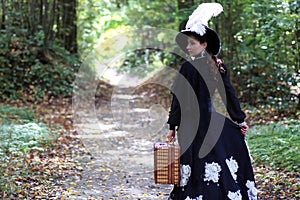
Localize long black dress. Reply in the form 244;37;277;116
167;56;258;200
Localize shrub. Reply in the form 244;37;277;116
0;104;58;195
247;119;300;172
0;34;80;102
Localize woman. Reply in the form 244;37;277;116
167;3;257;200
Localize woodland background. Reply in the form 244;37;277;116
0;0;299;199
0;0;299;113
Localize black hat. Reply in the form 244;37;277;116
175;26;221;56
175;3;223;56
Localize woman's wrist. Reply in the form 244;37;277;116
238;121;247;127
168;130;176;142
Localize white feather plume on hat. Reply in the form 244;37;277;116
184;3;223;36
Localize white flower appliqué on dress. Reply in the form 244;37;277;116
203;162;221;183
185;195;203;200
227;190;242;200
226;156;239;181
180;164;191;187
246;180;258;200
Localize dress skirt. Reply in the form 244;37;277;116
168;112;258;200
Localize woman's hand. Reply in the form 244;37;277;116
239;122;249;136
216;58;226;74
168;130;176;143
216;58;223;66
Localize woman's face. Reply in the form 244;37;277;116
186;36;207;57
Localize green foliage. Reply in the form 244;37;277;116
78;0;299;114
0;104;56;157
77;0;127;55
0;104;58;195
123;0;179;30
233;0;299;112
248;119;300;172
0;33;80;102
0;104;35;123
77;0;182;55
0;123;56;157
0;0;80;102
120;49;178;77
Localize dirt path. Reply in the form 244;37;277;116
65;86;172;199
57;83;300;199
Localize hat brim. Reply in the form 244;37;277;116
175;27;221;56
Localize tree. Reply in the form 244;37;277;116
0;0;79;101
77;0;299;114
0;0;77;53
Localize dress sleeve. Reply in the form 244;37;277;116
167;65;184;130
167;93;181;130
217;63;246;123
167;62;198;130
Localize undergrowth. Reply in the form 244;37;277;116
247;119;300;172
0;104;58;195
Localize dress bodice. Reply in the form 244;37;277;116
167;56;246;129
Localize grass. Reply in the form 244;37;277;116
247;119;300;172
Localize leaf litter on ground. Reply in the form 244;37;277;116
1;81;299;199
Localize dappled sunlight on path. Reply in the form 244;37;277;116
67;86;172;199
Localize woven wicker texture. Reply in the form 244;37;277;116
154;143;180;184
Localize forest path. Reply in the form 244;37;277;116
65;85;172;199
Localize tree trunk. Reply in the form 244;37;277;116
48;0;57;43
0;0;5;29
61;0;77;53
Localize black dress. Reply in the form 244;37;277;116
167;57;258;200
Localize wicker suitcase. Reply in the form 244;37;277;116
154;142;180;184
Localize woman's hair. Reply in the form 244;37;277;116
179;19;217;56
179;20;225;80
185;32;216;55
185;32;225;80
